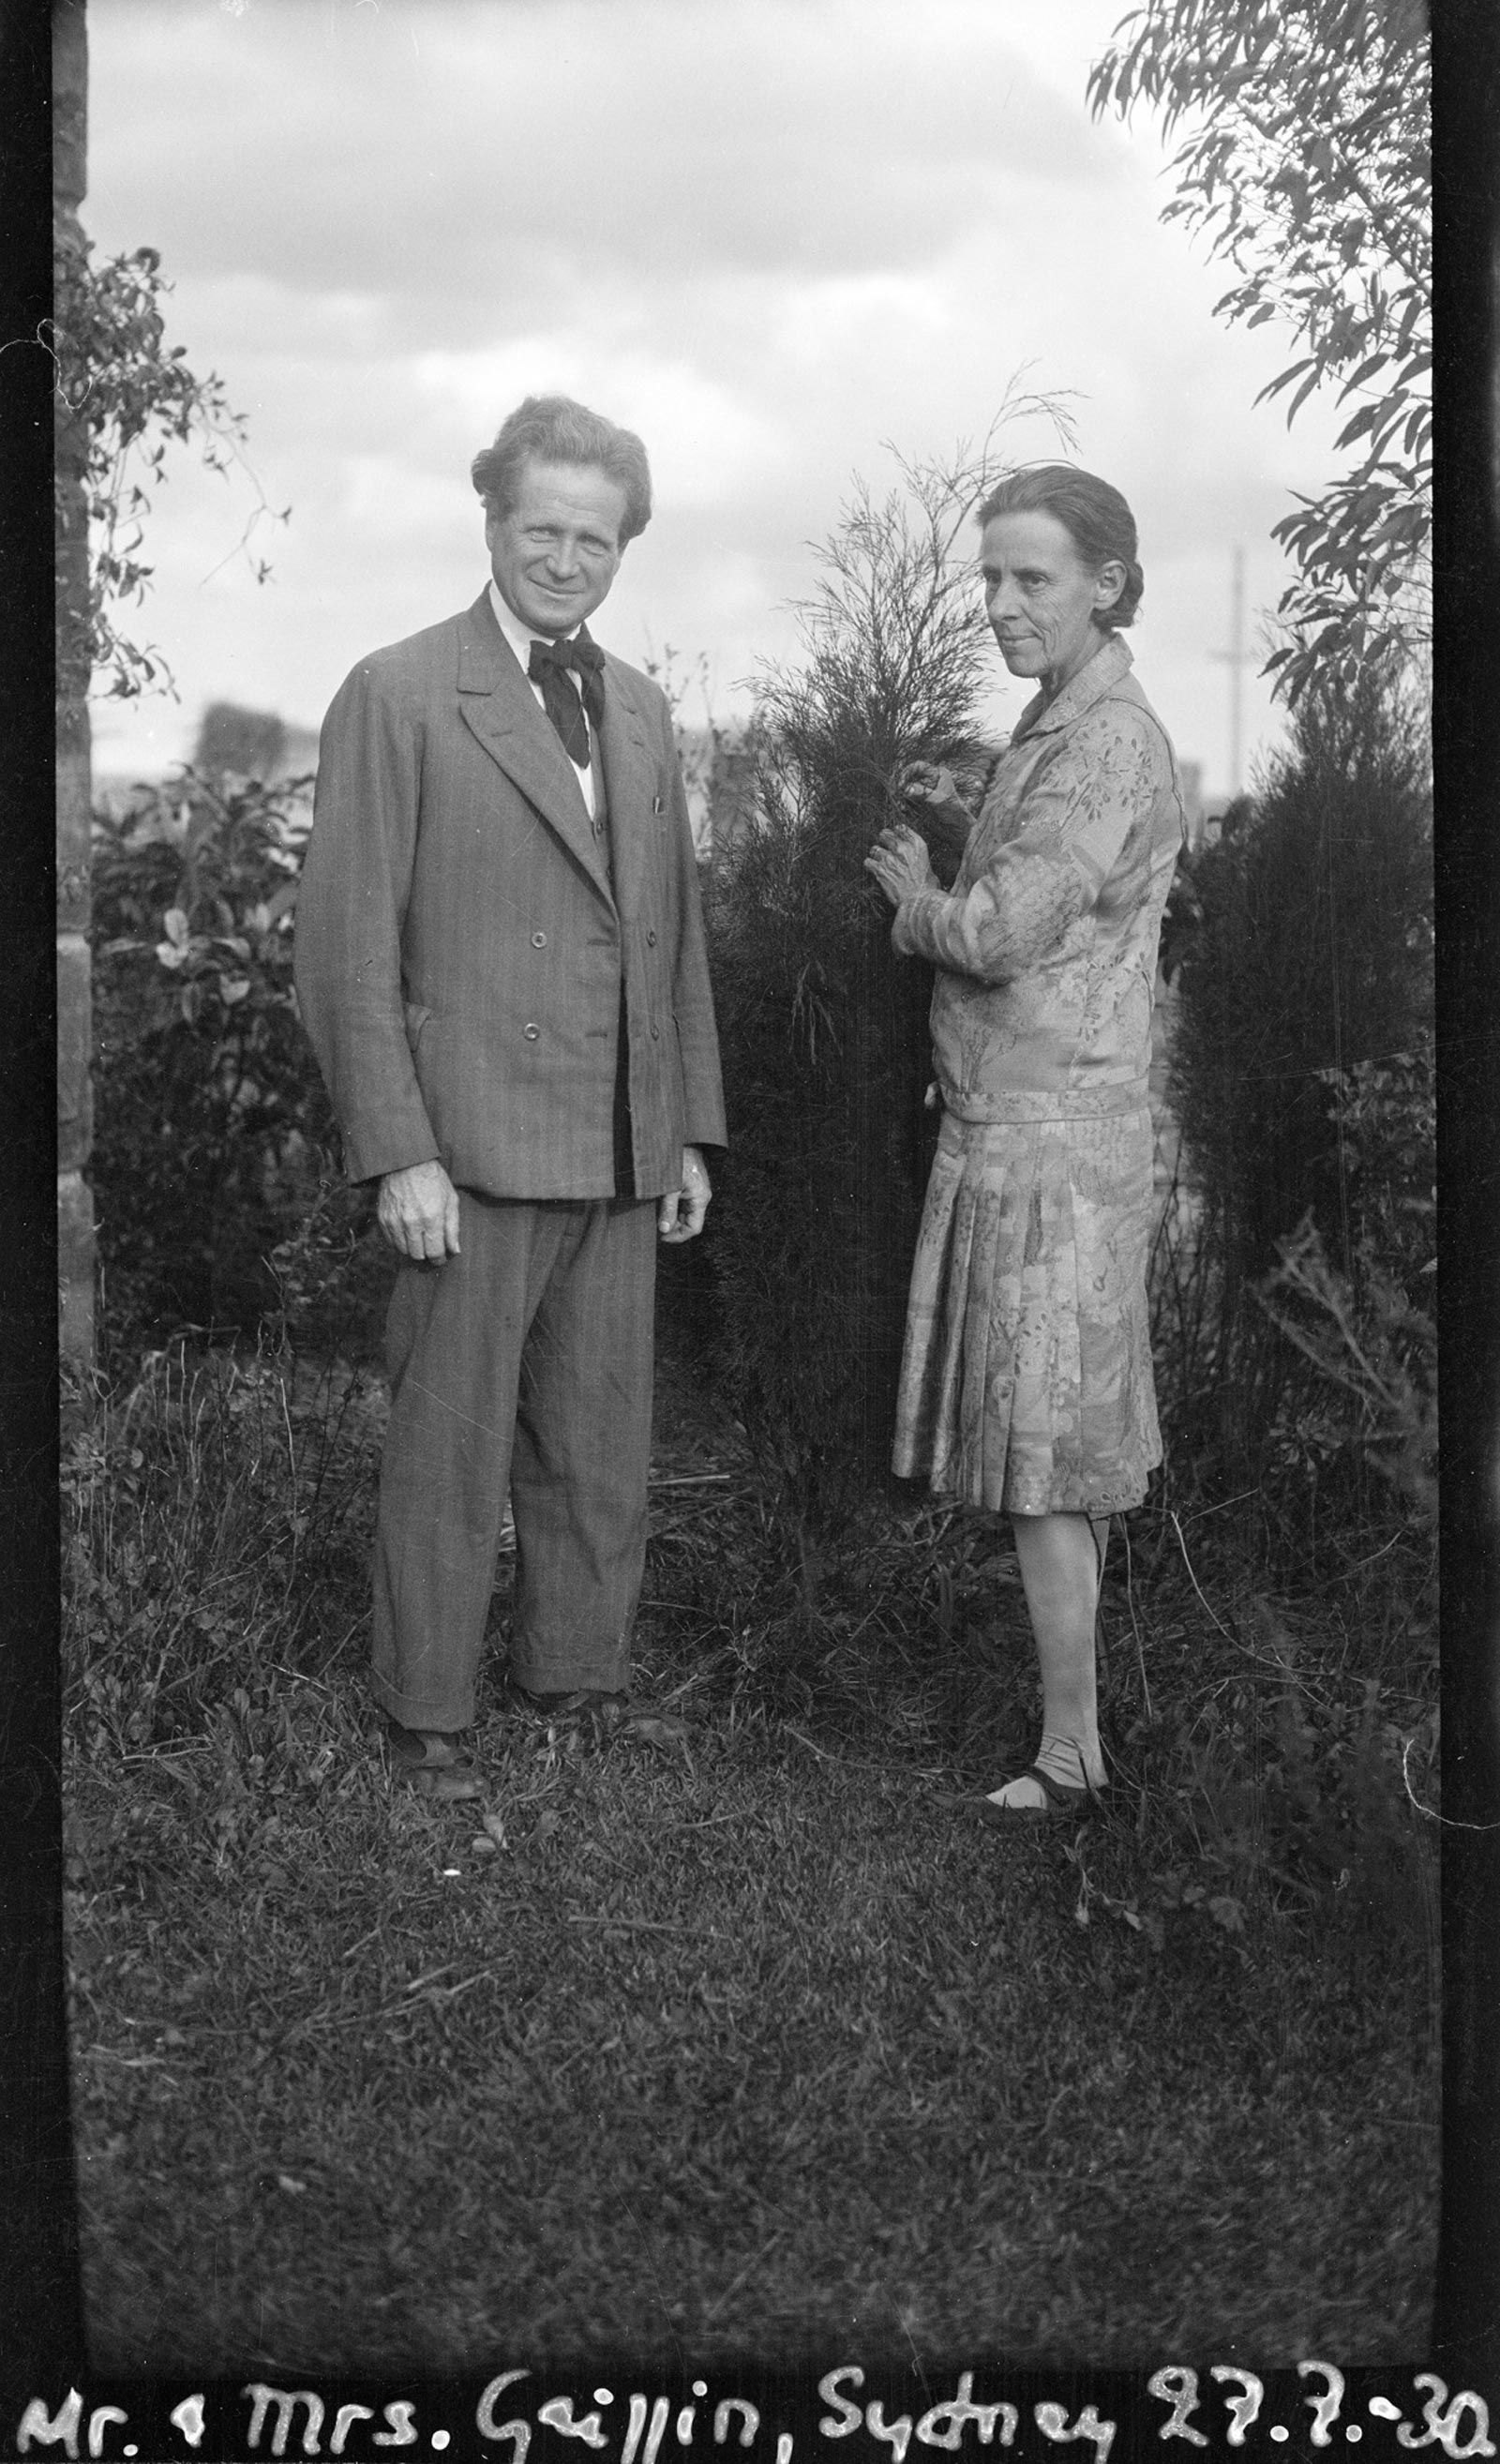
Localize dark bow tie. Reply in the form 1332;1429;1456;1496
528;629;606;766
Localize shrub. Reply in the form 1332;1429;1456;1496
1255;1037;1436;1529
52;230;283;702
1158;669;1432;1552
90;768;377;1366
702;436;1046;1541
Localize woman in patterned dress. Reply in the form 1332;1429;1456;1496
865;466;1186;1820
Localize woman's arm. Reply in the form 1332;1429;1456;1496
887;703;1165;984
892;845;1080;981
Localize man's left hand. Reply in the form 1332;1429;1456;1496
658;1146;712;1242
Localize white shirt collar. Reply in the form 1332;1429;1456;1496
487;580;599;816
488;579;579;670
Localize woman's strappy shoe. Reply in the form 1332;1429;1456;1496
969;1764;1102;1825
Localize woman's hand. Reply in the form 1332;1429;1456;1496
864;821;939;909
896;760;974;854
899;759;963;811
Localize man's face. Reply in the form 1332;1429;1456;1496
486;458;630;638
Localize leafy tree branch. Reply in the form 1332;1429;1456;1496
52;230;288;702
1088;0;1429;701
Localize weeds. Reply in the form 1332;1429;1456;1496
62;1339;382;1757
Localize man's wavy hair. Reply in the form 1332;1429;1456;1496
471;396;652;545
975;464;1144;631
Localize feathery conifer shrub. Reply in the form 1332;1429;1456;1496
701;432;1063;1542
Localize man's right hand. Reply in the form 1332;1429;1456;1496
377;1160;462;1262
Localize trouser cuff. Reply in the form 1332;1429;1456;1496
369;1672;476;1735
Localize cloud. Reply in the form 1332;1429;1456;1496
84;0;1346;797
88;0;1121;311
410;341;789;506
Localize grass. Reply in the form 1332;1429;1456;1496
62;1298;1440;2375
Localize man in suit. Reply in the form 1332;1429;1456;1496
294;395;727;1799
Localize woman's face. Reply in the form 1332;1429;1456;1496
979;508;1125;694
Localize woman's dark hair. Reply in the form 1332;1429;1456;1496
974;464;1144;630
471;395;652;544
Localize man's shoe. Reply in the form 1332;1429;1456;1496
387;1721;484;1801
503;1679;687;1747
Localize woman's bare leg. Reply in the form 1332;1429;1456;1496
986;1509;1110;1808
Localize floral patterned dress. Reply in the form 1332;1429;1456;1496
890;633;1186;1516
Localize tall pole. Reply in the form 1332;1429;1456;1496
1228;544;1245;799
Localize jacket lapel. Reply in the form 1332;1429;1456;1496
455;594;614;903
597;663;656;924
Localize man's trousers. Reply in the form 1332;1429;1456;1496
369;1190;658;1732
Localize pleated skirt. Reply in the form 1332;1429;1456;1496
892;1105;1162;1516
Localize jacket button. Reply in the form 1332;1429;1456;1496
522;1022;540;1041
646;928;657;947
531;930;548;948
651;1022;660;1040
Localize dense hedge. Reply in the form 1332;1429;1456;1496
1171;673;1431;1285
1157;671;1433;1556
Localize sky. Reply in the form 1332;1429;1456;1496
83;0;1353;798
